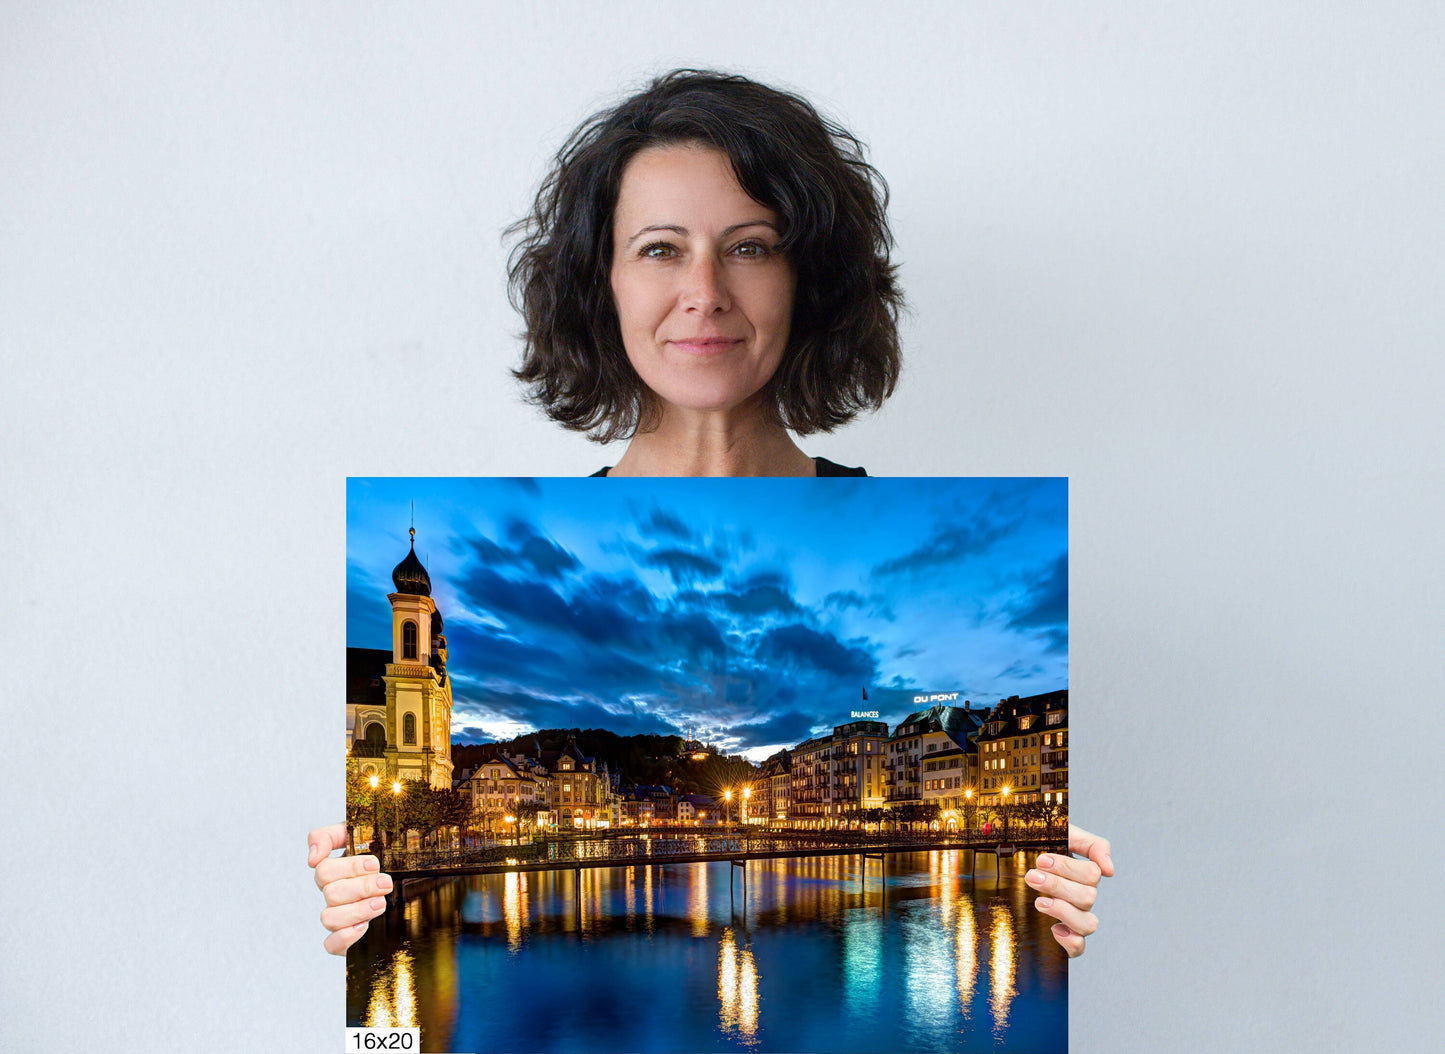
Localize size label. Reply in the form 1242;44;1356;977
344;1027;420;1051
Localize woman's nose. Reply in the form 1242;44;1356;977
679;254;731;314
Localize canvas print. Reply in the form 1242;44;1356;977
344;476;1069;1053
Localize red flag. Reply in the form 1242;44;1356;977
862;686;869;701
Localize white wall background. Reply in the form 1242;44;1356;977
3;3;1441;1051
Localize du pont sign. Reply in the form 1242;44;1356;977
913;692;961;704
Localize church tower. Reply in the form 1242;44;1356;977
384;528;454;789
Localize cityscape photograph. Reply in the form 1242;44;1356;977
345;476;1069;1052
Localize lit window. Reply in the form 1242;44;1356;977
402;620;418;660
403;713;416;745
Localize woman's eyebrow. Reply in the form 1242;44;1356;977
623;220;778;247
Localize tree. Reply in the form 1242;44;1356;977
434;787;471;848
396;779;440;847
515;801;542;840
345;768;378;853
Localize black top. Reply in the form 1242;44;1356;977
590;456;866;478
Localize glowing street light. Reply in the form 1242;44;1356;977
742;785;751;825
392;780;403;851
367;774;382;858
724;788;733;828
1001;785;1011;840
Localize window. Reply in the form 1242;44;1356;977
403;712;416;745
401;620;418;660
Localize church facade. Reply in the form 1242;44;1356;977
346;529;454;790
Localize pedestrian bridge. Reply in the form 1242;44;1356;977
372;827;1066;881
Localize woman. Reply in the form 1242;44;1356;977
311;68;1113;956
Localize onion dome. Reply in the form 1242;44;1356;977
430;607;444;636
391;527;432;596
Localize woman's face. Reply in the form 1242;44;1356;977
609;143;795;419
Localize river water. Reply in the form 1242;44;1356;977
347;849;1067;1052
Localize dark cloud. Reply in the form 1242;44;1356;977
468;521;579;581
642;547;723;584
454;685;687;740
824;590;868;611
727;710;819;749
1008;553;1068;629
894;645;923;659
640;508;693;543
873;512;1022;577
346;571;393;649
755;624;876;682
996;660;1046;680
714;583;802;618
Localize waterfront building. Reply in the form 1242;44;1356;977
789;735;831;826
619;792;655;825
827;720;888;821
1040;692;1069;808
345;530;454;790
976;689;1067;809
755;750;791;824
540;742;609;829
884;696;982;813
678;793;718;825
456;754;541;835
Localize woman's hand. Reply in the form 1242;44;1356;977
1027;824;1114;957
308;823;392;955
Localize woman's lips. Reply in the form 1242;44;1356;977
667;338;742;355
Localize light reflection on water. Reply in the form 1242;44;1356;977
718;927;760;1046
347;849;1066;1052
363;947;416;1029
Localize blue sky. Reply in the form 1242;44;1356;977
347;477;1066;762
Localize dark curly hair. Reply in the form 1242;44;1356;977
507;69;904;443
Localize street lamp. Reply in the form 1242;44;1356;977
1001;785;1011;841
368;774;382;863
742;785;751;826
964;787;974;838
392;780;403;854
724;788;733;829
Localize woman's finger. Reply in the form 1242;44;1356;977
1033;852;1101;887
308;823;350;868
1025;867;1098;910
314;853;380;891
1067;825;1114;878
323;921;370;956
1049;922;1086;958
322;871;394;908
321;895;388;934
1034;894;1098;937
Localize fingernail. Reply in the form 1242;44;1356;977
1038;855;1055;868
369;897;386;911
363;856;380;872
1036;897;1053;909
1104;853;1113;871
308;844;318;865
353;921;369;932
377;875;393;891
1025;869;1045;887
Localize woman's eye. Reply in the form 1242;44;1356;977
731;241;771;257
640;242;676;258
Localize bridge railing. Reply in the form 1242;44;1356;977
375;825;1068;873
